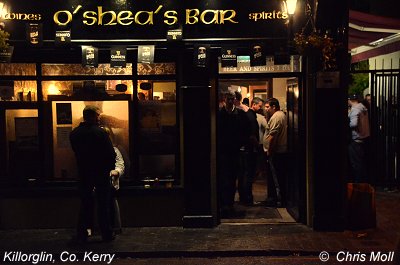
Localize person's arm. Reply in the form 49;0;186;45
265;117;281;156
112;147;125;178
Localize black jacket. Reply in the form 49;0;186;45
70;122;116;187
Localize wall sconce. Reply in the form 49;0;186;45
0;2;9;30
0;2;9;20
284;0;298;15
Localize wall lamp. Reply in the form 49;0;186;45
284;0;298;15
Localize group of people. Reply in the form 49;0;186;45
218;91;288;217
69;105;124;243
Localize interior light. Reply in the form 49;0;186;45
48;83;60;95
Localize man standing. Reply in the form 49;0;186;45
263;98;287;207
70;105;116;242
348;94;370;183
239;97;263;205
218;92;248;217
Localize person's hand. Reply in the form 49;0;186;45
110;170;120;179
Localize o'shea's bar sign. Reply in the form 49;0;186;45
53;5;286;27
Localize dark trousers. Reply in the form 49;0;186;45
348;140;368;183
219;152;240;208
238;150;257;204
110;189;122;233
266;153;288;205
77;183;113;240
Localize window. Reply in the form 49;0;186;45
51;101;129;179
0;64;37;102
137;80;177;186
5;109;39;181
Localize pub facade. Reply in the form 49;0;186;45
0;0;349;230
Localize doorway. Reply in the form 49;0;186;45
216;77;302;224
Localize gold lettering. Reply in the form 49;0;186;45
54;10;72;26
164;10;178;25
83;11;97;26
248;10;288;21
200;10;219;24
98;6;117;25
186;9;199;24
135;11;154;25
219;10;238;24
117;11;134;25
27;14;34;20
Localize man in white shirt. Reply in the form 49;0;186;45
263;98;287;207
348;94;370;183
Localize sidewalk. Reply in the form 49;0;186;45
0;191;399;258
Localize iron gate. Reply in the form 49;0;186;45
369;70;400;187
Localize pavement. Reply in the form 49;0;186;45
0;190;399;264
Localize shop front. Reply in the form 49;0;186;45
0;0;348;230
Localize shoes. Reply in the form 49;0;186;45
221;206;246;218
263;198;286;208
262;198;279;208
239;200;255;206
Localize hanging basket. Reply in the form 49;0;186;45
294;31;339;71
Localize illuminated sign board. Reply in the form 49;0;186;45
3;1;294;41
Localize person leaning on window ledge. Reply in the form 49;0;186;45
70;105;116;243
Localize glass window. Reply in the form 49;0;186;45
5;109;39;181
51;101;129;179
0;80;38;102
137;80;178;187
42;64;132;76
42;80;133;100
0;63;36;76
137;63;175;75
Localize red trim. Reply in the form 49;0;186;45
350;10;400;30
349;10;400;56
349;28;391;49
352;41;400;63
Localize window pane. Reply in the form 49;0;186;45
0;80;37;102
51;101;129;179
0;63;36;76
137;63;176;75
42;80;133;100
5;109;39;181
42;63;132;76
137;80;178;187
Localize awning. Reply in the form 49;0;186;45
349;10;400;63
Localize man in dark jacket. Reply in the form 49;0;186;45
218;92;248;216
239;97;263;205
70;105;116;242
